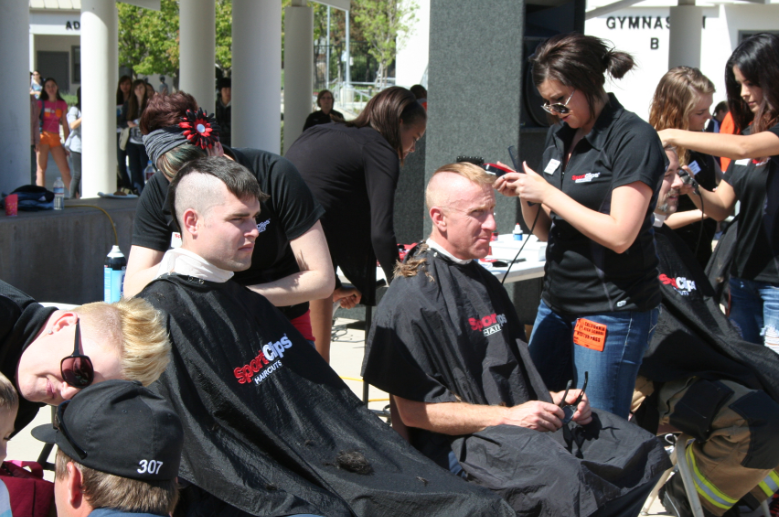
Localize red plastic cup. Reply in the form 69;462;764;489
4;194;18;216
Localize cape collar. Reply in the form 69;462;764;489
155;248;234;283
425;239;473;265
652;213;666;228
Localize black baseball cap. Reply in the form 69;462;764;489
33;380;183;482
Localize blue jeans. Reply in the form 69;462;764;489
528;300;659;418
728;277;779;346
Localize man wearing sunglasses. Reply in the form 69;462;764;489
632;147;779;517
0;280;170;435
135;156;516;517
363;162;671;517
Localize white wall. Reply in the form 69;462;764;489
585;4;779;121
395;0;430;88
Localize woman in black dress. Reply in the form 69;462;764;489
286;86;426;362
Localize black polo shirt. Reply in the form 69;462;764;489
723;123;779;283
539;94;666;315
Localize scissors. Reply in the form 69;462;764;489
559;371;588;424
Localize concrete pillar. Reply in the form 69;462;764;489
233;0;281;153
0;2;31;194
283;1;314;151
81;0;117;198
180;0;216;114
669;5;704;68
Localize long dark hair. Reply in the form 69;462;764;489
116;75;132;105
126;79;149;121
39;78;65;102
346;86;426;161
531;33;634;119
725;33;779;134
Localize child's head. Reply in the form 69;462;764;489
0;372;19;462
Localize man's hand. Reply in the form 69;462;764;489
334;286;361;309
500;401;565;432
551;389;593;425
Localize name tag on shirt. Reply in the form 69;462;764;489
688;160;701;175
544;159;560;175
735;158;750;166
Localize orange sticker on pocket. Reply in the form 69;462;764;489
573;318;607;352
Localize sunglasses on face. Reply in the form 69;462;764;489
60;320;94;389
542;89;576;116
54;400;88;459
559;371;588;424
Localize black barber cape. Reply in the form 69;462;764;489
139;275;513;517
636;223;779;429
363;245;670;517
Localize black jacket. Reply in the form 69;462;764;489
636;224;779;429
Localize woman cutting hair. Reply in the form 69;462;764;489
124;92;334;341
495;33;667;418
286;86;426;362
649;67;721;268
659;33;779;347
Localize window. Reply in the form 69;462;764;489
738;31;779;44
72;46;81;84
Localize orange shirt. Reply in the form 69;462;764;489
719;111;737;171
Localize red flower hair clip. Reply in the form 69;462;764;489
179;108;220;149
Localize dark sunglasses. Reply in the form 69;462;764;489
542;89;576;116
59;320;94;389
559;371;588;424
54;400;87;459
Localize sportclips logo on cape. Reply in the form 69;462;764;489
469;313;507;336
233;334;292;385
659;273;697;296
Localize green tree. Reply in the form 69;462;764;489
215;0;233;75
118;0;234;81
351;0;417;87
118;0;180;78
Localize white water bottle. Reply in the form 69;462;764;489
104;245;127;303
144;160;155;183
53;177;65;210
512;223;523;241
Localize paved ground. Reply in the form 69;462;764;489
8;314;769;516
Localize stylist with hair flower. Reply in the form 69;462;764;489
495;33;667;418
124;92;334;341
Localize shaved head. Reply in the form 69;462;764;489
425;162;495;212
426;163;497;260
168;156;267;234
174;173;226;225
